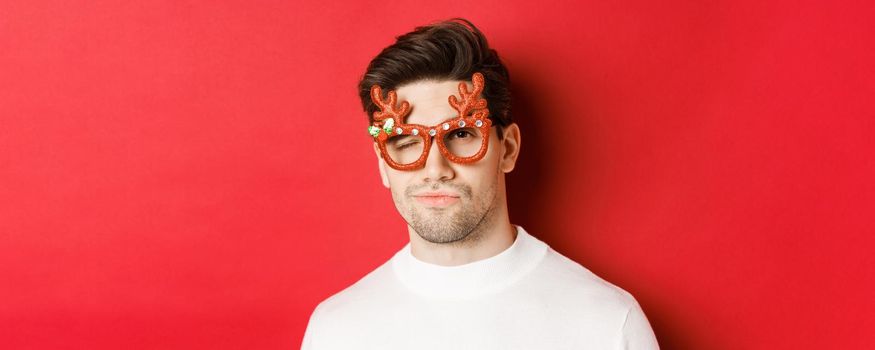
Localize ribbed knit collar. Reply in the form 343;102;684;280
391;225;548;300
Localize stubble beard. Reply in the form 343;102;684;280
395;180;497;246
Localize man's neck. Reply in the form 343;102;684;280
407;209;516;267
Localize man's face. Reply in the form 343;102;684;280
373;79;512;245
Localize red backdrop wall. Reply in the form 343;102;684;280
2;1;873;349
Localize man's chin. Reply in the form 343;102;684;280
408;202;461;223
412;202;462;214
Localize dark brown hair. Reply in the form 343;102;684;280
358;18;512;138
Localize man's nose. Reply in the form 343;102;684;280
422;137;454;182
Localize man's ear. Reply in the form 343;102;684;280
499;123;521;173
373;142;390;188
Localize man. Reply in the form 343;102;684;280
301;19;659;349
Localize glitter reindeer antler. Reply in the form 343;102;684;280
368;86;411;138
448;72;488;118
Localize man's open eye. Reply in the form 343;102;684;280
449;129;475;139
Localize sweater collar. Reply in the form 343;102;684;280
391;225;548;299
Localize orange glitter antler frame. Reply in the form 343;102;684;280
368;72;492;171
370;85;411;132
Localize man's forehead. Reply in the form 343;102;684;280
395;79;475;125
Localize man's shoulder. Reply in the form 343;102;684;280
530;246;641;313
310;256;403;320
532;246;659;348
302;256;403;349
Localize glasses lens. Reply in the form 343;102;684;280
385;134;426;165
442;127;485;158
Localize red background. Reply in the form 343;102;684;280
2;1;873;349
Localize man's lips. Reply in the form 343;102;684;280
412;192;461;207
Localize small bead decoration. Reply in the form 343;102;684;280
412;129;419;136
459;120;466;127
475;120;483;127
442;123;450;130
428;129;436;136
396;127;403;134
382;118;395;134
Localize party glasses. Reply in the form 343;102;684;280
367;72;492;171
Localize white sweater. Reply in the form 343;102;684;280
301;226;659;349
